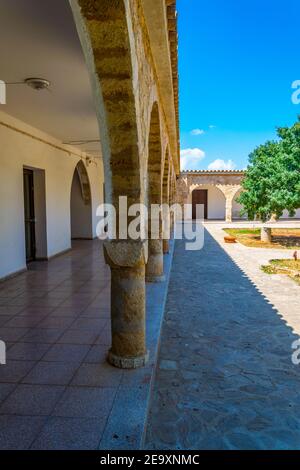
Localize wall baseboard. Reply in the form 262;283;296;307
0;267;27;283
46;248;72;261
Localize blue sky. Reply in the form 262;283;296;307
177;0;300;171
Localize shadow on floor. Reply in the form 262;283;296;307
145;229;300;450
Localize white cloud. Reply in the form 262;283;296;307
180;148;206;171
208;159;236;171
209;125;216;129
190;128;205;136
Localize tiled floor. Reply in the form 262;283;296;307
0;239;174;450
0;240;117;449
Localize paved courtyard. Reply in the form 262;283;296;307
145;223;300;450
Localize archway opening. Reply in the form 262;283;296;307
70;161;93;239
147;102;162;208
191;185;226;220
145;103;165;281
232;189;247;220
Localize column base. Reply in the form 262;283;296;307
163;240;170;254
146;274;166;283
107;350;149;369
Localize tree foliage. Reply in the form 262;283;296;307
238;117;300;221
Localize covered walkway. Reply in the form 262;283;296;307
0;239;172;450
145;228;300;450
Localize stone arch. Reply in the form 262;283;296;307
190;184;226;220
70;0;142;210
75;160;92;206
147;102;163;207
170;167;176;205
145;102;164;282
70;160;93;239
216;185;241;222
70;1;148;369
162;147;170;205
162;148;170;253
232;188;247;220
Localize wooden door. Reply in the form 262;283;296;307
192;190;208;220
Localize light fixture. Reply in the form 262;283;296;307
24;78;51;91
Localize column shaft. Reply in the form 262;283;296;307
104;241;148;369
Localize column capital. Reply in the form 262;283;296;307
104;240;148;269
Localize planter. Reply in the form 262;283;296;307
224;235;236;244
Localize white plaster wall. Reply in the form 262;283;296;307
281;209;300;219
232;192;300;220
0;110;104;280
188;185;226;220
32;169;48;259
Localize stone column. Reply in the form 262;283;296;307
225;195;233;223
104;240;149;369
163;216;170;254
146;239;165;282
163;239;170;254
217;185;241;223
146;213;165;282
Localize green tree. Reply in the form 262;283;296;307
238;118;300;225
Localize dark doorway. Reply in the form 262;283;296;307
70;162;93;239
23;169;36;262
192;189;208;219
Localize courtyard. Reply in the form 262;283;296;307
145;222;300;450
1;222;300;449
0;0;300;456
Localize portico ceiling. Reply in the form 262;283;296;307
0;0;101;157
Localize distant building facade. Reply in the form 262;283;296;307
177;170;300;222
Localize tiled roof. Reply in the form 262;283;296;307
181;170;245;175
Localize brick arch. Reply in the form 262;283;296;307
70;0;142;209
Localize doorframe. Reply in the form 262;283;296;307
23;168;36;262
192;189;208;220
23;166;48;263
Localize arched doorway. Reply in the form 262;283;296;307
191;185;226;220
232;189;247;220
70;160;93;239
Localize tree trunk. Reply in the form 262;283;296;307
261;227;272;243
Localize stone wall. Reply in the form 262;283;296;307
177;171;244;222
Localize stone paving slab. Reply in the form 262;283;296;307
206;223;300;335
145;225;300;450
